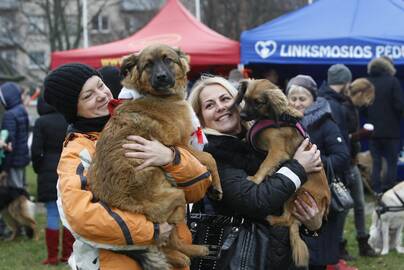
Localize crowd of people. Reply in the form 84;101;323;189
0;54;403;270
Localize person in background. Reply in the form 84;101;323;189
188;76;323;269
0;82;30;189
286;75;352;270
365;56;404;193
318;64;354;262
97;66;123;99
31;95;72;265
342;81;378;258
43;63;211;269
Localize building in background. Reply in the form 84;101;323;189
0;0;165;88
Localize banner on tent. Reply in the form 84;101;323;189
244;40;404;64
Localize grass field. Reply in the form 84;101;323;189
0;165;403;270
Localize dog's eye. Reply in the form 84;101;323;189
144;61;152;69
163;57;173;65
255;100;264;107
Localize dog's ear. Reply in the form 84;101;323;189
174;48;190;73
236;80;248;105
228;80;248;112
262;88;289;117
120;54;138;77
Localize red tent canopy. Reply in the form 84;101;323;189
50;0;240;70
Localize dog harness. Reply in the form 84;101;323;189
376;189;404;216
247;115;308;153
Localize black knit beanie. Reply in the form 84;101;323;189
44;63;100;123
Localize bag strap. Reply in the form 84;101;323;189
324;158;337;184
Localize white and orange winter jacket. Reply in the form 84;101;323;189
56;131;211;270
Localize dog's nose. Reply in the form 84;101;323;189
157;72;168;82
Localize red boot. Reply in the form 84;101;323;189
42;229;59;265
326;260;358;270
60;227;74;263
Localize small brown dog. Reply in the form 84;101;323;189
89;44;222;269
0;172;37;241
235;79;330;267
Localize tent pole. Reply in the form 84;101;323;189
82;0;89;48
195;0;201;21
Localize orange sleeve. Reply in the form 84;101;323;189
162;147;211;203
58;136;155;246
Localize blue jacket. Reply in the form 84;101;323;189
0;82;30;169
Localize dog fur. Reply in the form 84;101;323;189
89;44;222;269
368;181;404;255
236;79;331;267
356;150;387;193
0;172;37;241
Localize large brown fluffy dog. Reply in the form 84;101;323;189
89;44;222;269
0;172;37;241
235;79;330;267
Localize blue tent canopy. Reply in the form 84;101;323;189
241;0;404;65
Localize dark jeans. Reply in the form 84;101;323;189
346;165;367;238
369;138;400;193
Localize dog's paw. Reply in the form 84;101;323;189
200;245;210;256
207;186;223;201
380;249;389;255
247;175;263;184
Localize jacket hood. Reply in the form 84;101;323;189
37;95;56;115
0;82;22;109
301;97;332;129
319;82;348;103
367;57;396;76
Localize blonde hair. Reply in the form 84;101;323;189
188;76;238;121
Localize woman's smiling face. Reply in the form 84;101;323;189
77;75;113;118
199;84;241;135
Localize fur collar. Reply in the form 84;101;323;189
368;57;396;76
301;97;332;129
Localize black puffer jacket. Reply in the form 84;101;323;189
31;97;67;202
318;83;350;151
365;57;404;139
301;97;350;175
300;97;350;266
200;133;307;270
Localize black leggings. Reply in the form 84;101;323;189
309;265;326;270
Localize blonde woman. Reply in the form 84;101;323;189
188;76;322;270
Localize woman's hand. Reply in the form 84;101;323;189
293;138;322;173
292;191;322;231
122;135;174;171
157;222;174;246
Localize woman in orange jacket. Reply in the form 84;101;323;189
43;63;211;270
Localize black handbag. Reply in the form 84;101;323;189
325;160;354;212
187;205;245;270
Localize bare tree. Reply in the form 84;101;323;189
199;0;307;40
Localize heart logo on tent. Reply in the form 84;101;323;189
255;41;277;59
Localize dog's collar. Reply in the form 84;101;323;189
247;118;308;153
